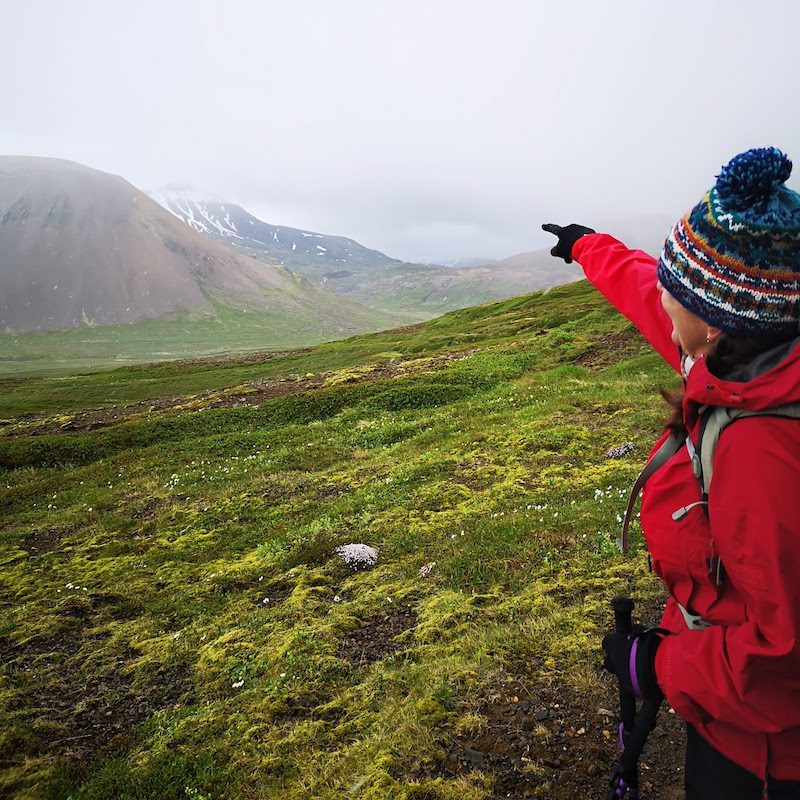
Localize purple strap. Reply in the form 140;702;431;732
618;721;625;752
629;636;643;699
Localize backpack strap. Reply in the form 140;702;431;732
617;401;800;555
694;402;800;497
618;430;683;553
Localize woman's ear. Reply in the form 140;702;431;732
705;326;723;344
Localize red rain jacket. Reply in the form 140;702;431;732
573;233;800;782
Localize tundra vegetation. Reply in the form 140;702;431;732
0;280;682;799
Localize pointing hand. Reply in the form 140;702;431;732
541;223;595;264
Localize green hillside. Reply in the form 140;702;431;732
0;296;412;380
315;259;581;321
325;261;498;316
0;280;685;800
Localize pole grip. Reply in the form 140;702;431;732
612;596;634;636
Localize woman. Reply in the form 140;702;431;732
544;147;800;799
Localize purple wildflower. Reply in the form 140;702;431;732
605;441;634;459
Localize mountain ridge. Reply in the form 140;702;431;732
0;157;399;336
149;185;397;275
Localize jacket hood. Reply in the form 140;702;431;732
685;335;800;411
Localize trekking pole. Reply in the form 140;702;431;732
608;597;638;799
606;597;662;800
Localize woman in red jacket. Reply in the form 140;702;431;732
544;147;800;799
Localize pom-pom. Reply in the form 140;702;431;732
715;147;792;210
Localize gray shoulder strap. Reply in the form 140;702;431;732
618;430;683;553
698;402;800;495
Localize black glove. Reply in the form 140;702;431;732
541;223;595;264
602;625;668;704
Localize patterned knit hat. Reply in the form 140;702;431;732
657;147;800;336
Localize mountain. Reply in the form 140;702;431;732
425;256;498;268
378;217;675;315
148;185;672;323
149;185;396;276
149;188;586;316
0;157;399;335
322;249;583;316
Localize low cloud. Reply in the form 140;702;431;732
2;0;798;262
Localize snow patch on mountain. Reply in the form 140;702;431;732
149;185;243;240
148;184;397;277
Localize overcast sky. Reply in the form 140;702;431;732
2;0;799;262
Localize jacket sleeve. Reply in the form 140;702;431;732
571;233;680;372
654;418;800;733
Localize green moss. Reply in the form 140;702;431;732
0;279;674;799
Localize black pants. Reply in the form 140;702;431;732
685;725;800;799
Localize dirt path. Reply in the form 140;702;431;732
430;673;686;799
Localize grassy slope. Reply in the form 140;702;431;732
1;283;598;419
321;261;560;320
0;280;680;800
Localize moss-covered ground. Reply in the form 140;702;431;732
0;280;683;799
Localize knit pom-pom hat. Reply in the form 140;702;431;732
656;147;800;336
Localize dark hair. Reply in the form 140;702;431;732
662;328;798;437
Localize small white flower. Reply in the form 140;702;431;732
419;561;436;578
333;595;341;603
